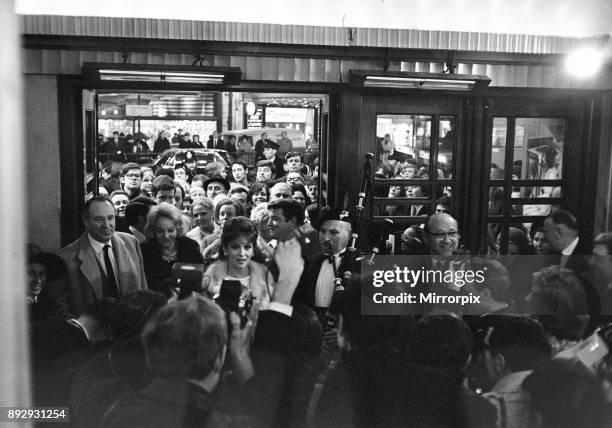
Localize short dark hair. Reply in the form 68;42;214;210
213;198;245;223
125;200;155;226
268;199;304;225
232;159;248;170
229;186;248;196
83;195;114;217
486;315;552;372
547;209;578;231
151;175;175;197
121;163;141;176
284;152;304;163
248;182;269;202
411;314;473;382
221;217;258;251
290;184;312;206
143;296;227;379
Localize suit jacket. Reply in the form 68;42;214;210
293;252;351;310
58;232;148;316
103;377;216;428
271;156;286;179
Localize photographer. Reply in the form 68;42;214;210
103;295;254;427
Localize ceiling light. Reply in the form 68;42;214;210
83;63;242;85
350;70;491;91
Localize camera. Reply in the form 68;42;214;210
169;263;206;299
214;279;254;331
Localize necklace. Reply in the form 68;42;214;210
160;242;178;262
226;263;250;279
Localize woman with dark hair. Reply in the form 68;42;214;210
290;183;312;208
139;169;155;198
204;216;273;308
140;203;203;292
202;197;245;260
248;182;269;214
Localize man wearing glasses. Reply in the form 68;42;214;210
121;163;143;200
422;213;472;314
425;213;460;260
285;172;305;186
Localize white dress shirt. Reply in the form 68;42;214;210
87;234;119;286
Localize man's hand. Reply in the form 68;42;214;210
202;237;222;260
228;312;254;383
272;238;304;304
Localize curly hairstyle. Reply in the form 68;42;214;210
144;202;184;241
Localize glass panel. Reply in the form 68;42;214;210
438;115;455;179
486;222;504;255
509;186;563;200
488;186;505;217
513;118;565;185
375;115;431;179
490;117;507;179
435;185;453;214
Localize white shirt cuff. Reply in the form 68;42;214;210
266;301;293;317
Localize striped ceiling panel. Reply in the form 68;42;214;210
21;15;607;55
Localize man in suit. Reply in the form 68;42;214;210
543;209;601;318
255;132;273;162
58;195;148;317
543;209;589;267
293;207;351;314
262;140;285;180
206;130;224;149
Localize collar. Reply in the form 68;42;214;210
492;370;532;393
128;226;146;243
562;237;579;256
324;248;347;258
88;234;112;254
66;318;90;342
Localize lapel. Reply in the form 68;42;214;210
111;234;130;290
78;233;104;298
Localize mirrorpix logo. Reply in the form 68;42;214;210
362;257;487;315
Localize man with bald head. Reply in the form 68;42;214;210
269;182;293;203
420;213;471;314
425;213;460;260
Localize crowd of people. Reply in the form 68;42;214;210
25;138;612;426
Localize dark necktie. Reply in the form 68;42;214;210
103;245;119;298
